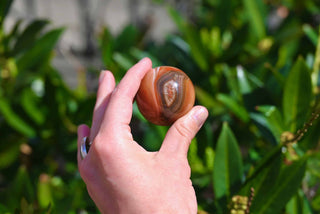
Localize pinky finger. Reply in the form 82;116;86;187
77;124;90;164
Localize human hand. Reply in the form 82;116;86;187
77;58;208;214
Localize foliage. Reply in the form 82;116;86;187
0;0;96;212
1;0;320;213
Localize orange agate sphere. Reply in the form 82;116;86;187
136;66;195;126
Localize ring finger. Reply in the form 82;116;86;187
90;70;116;141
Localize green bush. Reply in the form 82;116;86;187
1;0;320;213
0;0;96;212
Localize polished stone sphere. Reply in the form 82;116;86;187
136;66;195;126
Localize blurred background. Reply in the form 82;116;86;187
1;0;320;213
5;0;181;88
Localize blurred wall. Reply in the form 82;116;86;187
5;0;183;88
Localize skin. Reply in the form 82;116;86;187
77;58;208;214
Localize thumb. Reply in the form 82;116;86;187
159;106;208;158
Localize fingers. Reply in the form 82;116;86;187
159;106;208;158
90;70;116;141
77;124;90;164
100;57;152;133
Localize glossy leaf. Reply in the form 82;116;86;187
252;158;307;214
256;105;286;142
222;65;242;101
168;6;208;70
303;24;318;46
250;112;278;144
129;48;162;67
237;65;252;94
242;0;266;40
100;27;114;67
114;25;139;52
217;93;250;122
0;99;36;137
195;86;225;116
213;123;243;201
237;66;263;94
113;52;135;71
17;28;64;71
283;57;312;132
13;20;49;55
2;19;22;53
21;89;45;125
246;151;282;211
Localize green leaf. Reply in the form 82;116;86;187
13;20;49;55
168;6;208;70
217;93;250;122
237;65;252;94
241;66;263;92
0;203;10;213
21;89;45;125
129;48;162;67
0;98;36;137
113;52;135;72
2;19;22;51
37;174;53;208
7;166;35;209
283;57;313;132
250;112;278;144
252;158;307;214
100;27;115;67
312;27;320;91
213;123;243;201
215;0;233;31
0;140;21;169
195;86;225;116
114;25;139;51
0;0;13;26
222;65;242;101
303;24;318;46
246;152;282;211
188;138;206;174
256;105;286;142
313;193;320;211
205;146;215;170
286;190;313;214
17;28;64;71
242;0;266;40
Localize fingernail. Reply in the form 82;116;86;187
192;107;208;127
139;57;147;62
138;57;150;65
99;70;106;84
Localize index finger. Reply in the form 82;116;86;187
100;57;152;134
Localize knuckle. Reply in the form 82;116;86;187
92;134;112;156
91;133;123;159
174;120;194;142
78;161;93;182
